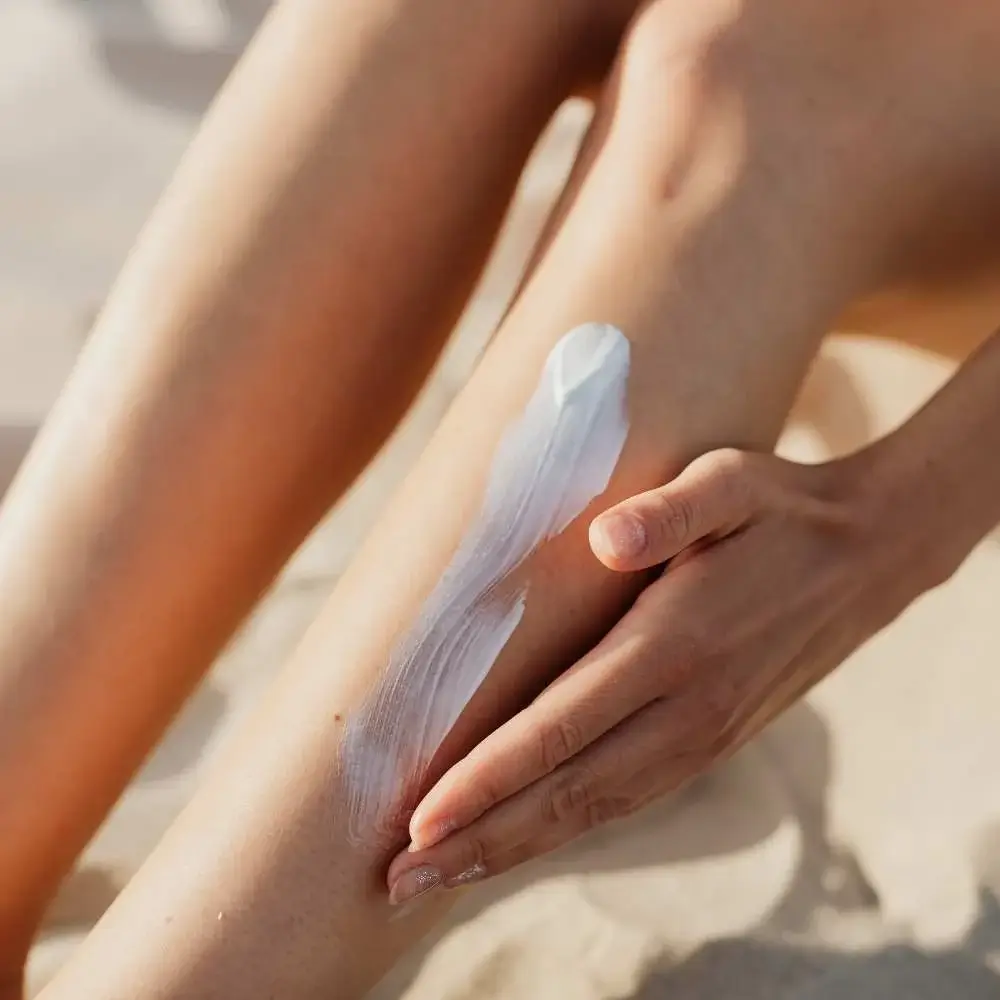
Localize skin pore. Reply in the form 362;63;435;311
8;0;1000;997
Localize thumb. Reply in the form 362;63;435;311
590;449;759;571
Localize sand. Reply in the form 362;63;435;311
4;3;1000;997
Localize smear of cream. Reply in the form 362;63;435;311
342;323;631;844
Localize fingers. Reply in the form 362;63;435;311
402;698;667;879
407;482;745;851
590;449;760;571
389;698;715;903
405;761;669;894
477;759;689;882
407;618;656;851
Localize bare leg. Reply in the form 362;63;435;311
34;15;876;1000
22;0;1000;996
0;0;635;967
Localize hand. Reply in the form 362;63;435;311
387;445;938;904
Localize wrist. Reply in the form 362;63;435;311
833;437;952;622
865;331;1000;598
847;428;976;605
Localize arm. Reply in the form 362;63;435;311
0;0;612;961
880;324;1000;575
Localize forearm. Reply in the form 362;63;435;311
38;38;863;999
873;326;1000;588
0;0;604;953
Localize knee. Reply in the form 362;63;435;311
604;0;848;235
605;0;750;198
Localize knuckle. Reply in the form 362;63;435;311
650;491;698;550
706;449;756;508
464;767;506;820
461;834;490;870
703;447;747;480
542;770;595;826
539;718;585;774
696;670;740;736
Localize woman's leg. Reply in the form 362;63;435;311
27;0;1000;997
36;11;875;1000
0;0;632;967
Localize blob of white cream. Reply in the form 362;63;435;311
341;323;631;844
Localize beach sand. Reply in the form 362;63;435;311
4;3;1000;997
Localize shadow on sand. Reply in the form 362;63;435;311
379;700;1000;999
632;895;1000;1000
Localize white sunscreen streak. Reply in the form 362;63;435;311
342;323;631;843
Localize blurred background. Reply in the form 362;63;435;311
3;2;1000;997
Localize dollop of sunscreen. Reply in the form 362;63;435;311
341;323;631;844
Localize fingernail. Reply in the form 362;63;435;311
444;863;487;889
592;513;646;561
409;818;455;852
388;865;442;907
